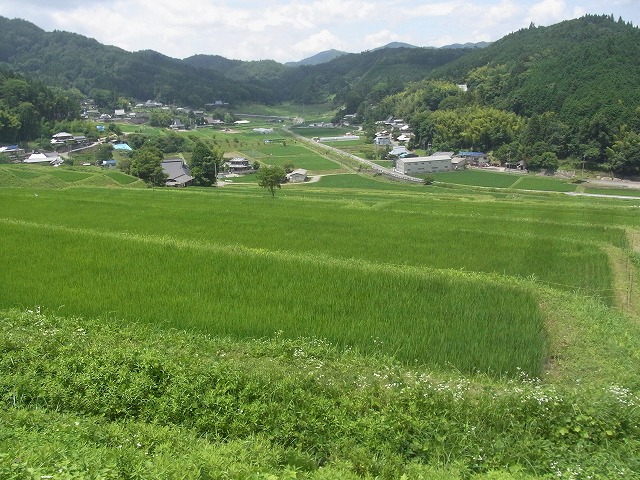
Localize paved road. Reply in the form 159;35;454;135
286;128;423;183
565;192;640;200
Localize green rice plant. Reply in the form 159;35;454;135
512;176;577;192
5;166;45;179
0;187;621;303
48;169;93;183
0;219;545;376
0;168;26;187
434;170;520;188
316;173;417;190
582;186;640;197
103;170;140;185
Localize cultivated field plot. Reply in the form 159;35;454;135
583;186;640;197
512;175;578;192
1;185;637;377
434;170;522;188
0;165;143;188
290;126;356;139
241;143;339;171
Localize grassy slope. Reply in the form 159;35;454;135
2;306;639;479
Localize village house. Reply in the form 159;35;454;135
388;146;408;157
161;158;193;187
225;157;252;174
50;132;74;145
374;134;391;146
24;151;63;166
458;151;489;165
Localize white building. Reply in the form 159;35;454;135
374;135;391;146
396;154;453;175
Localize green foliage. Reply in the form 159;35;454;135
257;164;286;196
94;143;114;164
606;126;640;176
148;110;173;128
0;69;82;143
190;141;223;186
422;106;524;151
527;151;560;173
130;146;167;186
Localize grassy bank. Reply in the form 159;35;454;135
2;308;639;479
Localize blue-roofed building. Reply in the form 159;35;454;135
113;143;132;151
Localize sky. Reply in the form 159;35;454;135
1;0;638;63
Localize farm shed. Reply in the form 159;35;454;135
396;154;453;175
286;169;307;183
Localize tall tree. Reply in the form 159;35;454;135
257;165;286;196
190;142;223;186
131;146;167;186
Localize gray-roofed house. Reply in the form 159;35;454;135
24;151;63;165
161;159;193;187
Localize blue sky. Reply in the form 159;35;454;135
1;0;638;62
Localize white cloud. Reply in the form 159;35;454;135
528;0;569;25
290;29;344;59
362;30;402;49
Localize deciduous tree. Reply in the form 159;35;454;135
131;146;167;186
258;165;286;196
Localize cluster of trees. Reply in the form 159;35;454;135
0;69;81;143
115;134;224;187
190;142;223;187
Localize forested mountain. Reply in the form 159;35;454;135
184;46;469;105
358;15;640;175
0;68;81;144
0;15;469;106
0;17;271;107
284;49;348;67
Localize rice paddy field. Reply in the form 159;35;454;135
0;182;637;374
2;162;640;477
